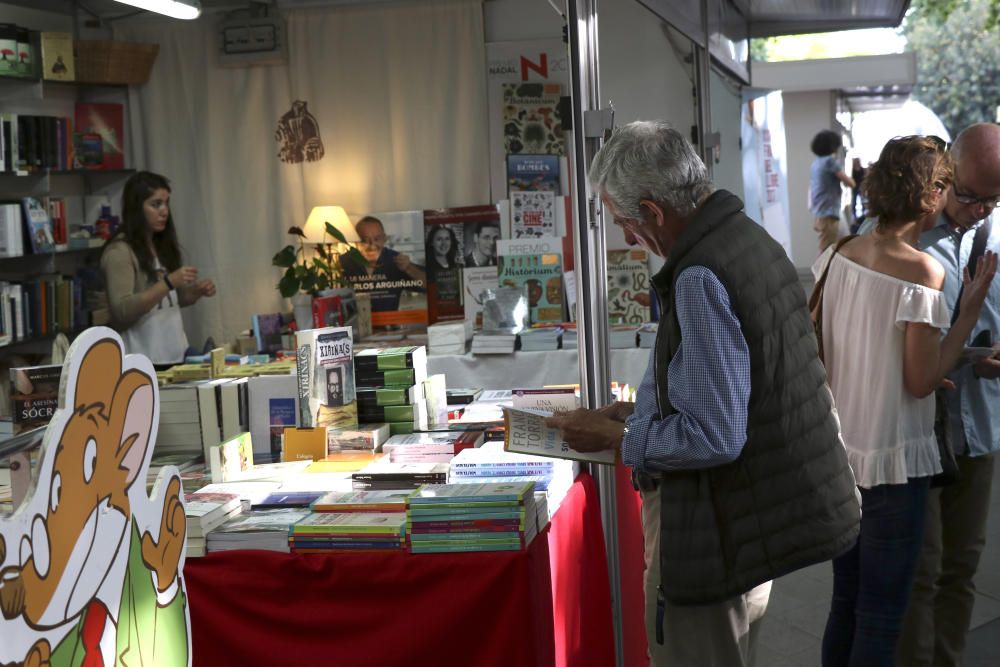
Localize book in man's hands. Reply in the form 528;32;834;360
502;406;616;465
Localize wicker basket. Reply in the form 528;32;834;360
74;40;159;85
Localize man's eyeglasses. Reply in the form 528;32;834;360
952;184;1000;209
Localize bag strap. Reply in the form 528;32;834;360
809;235;857;315
951;217;993;325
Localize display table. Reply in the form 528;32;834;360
427;347;649;390
183;473;614;667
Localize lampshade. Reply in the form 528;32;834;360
303;206;359;245
111;0;201;19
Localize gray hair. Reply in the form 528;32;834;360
588;120;713;219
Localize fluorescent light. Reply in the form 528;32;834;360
112;0;202;19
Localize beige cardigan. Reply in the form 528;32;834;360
100;239;197;331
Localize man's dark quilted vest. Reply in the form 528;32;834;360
649;190;860;605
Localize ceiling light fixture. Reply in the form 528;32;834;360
111;0;202;20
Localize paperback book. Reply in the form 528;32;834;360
510;191;557;239
498;251;563;324
503;406;615;464
21;197;55;254
74;102;124;170
10;364;62;435
502;82;565;155
506;154;561;194
295;326;358;430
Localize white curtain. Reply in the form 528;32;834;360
115;0;489;347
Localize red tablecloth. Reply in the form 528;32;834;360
183;472;614;667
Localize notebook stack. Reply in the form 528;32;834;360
207;508;310;553
609;324;640;349
406;482;539;553
355;346;429;435
288;512;406;552
517;327;562;352
157;382;224;460
427;321;471;355
561;328;578;350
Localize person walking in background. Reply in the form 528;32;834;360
100;171;216;365
546;121;860;666
815;136;997;667
896;123;1000;667
810;129;856;252
850;157;868;233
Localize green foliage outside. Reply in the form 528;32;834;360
904;0;1000;137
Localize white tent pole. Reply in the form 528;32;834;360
565;0;623;664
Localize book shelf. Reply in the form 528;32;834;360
0;75;131;359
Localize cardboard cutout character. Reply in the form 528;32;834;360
0;327;191;667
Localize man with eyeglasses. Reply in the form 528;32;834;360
341;216;427;315
895;123;1000;667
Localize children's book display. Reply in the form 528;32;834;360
607;247;651;324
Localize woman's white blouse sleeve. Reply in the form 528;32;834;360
894;285;950;330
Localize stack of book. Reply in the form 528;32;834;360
326;423;391;454
381;431;485;464
184;491;242;557
288;512;406;552
609;324;640;349
517;327;562;352
562;328;578;350
427;321;471;355
310;489;411;513
471;332;517;355
207;508;310;553
445;387;482;405
406;482;539;553
351;461;449;490
448;441;576;499
638;322;658;349
158;382;224;460
355;346;429;435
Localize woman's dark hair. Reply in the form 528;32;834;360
428;225;459;267
864;135;953;227
811;130;843;157
110;171;182;279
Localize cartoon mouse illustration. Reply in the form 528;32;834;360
0;329;190;667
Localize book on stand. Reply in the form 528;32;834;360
294;326;358;431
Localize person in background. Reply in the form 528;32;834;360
100;171;215;365
463;220;501;267
896;123;1000;667
850;157;868;233
810;130;856;252
815;136;996;667
547;121;860;666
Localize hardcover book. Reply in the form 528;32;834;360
506;155;561;194
209;432;254;483
74;102;124;170
497;251;563;324
40;32;75;82
248;374;299;462
339;210;427;330
510;191;556;239
502;82;565;155
607;248;651;324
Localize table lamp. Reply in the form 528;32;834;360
302;205;359;246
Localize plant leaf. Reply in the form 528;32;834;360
288;226;305;237
278;271;300;298
325;221;349;245
272;245;297;267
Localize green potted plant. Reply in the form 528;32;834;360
272;206;360;329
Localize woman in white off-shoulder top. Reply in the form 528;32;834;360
817;136;997;667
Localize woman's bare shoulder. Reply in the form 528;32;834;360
894;247;945;290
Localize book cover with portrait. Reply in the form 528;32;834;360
497;252;563;324
340;210;427;330
295;326;358;431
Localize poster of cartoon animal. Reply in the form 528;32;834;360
0;327;191;667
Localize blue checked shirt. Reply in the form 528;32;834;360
622;266;751;471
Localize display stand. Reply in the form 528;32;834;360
183;473;614;667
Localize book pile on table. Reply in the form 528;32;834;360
355;346;429;435
351;461;449;490
562;328;578;350
184;491;242;557
310;488;411;513
471;332;516;354
207;508;310;553
638;322;658;349
381;431;485;464
406;482;539;554
517;327;562;351
326;423;391;454
288;511;406;553
610;324;640;349
427;321;471;355
447;441;576;518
